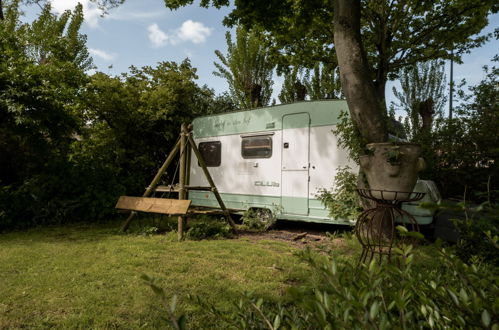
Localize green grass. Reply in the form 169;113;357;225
0;222;312;329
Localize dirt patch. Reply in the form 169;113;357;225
237;229;350;251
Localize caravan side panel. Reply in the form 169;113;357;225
189;131;283;211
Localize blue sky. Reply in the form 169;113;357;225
27;1;499;109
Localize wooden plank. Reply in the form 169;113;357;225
155;185;179;192
153;185;212;193
116;196;191;215
185;186;212;191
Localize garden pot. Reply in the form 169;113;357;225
359;142;425;200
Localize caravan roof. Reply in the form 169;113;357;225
192;100;348;139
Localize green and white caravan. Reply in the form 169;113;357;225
188;100;439;226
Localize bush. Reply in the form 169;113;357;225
453;203;499;266
185;216;233;240
241;208;277;231
147;244;499;329
317;166;362;221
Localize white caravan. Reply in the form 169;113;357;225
188;100;438;226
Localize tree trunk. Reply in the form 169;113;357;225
418;98;434;134
374;77;387;113
249;83;262;108
295;81;307;101
0;0;4;21
333;0;388;143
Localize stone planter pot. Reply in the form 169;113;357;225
359;142;425;200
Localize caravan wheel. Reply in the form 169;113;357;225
242;208;276;231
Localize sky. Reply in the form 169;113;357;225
24;0;499;111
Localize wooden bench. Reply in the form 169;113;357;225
115;196;191;215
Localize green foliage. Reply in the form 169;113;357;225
241;207;278;231
278;67;307;104
177;245;499;329
383;146;404;165
392;60;447;139
214;26;274;109
141;274;187;330
421;60;499;200
424;197;499;266
185;216;233;240
0;2;102;230
278;63;343;104
317;166;362;221
0;3;228;231
303;63;342;100
454;211;499;266
332;111;367;164
212;0;494;102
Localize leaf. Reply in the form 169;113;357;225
447;289;459;306
178;315;187;330
396;225;408;233
273;314;281;329
256;298;263;309
370;301;380;320
170;295;177;313
405;231;425;240
459;288;469;303
150;284;164;296
482;310;491;327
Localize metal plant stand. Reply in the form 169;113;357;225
355;189;425;263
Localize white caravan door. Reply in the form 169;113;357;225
281;113;310;215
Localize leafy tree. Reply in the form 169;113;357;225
392;60;447;139
429;56;499;199
81;60;212;195
0;2;95;229
213;26;274;109
304;63;342;100
390;61;447;183
278;63;343;104
278;67;307;104
0;2;90;185
163;0;494;144
225;0;493;105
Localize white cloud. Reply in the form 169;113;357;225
50;0;103;28
147;23;169;48
177;20;212;44
147;20;212;48
89;48;115;61
107;10;165;21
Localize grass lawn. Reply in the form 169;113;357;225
0;221;320;329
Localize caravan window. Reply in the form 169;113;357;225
198;141;221;167
241;136;272;159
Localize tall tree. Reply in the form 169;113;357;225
392;61;447;139
0;2;91;184
162;0;494;142
278;63;343;104
304;63;343;100
333;0;387;142
278;67;307;104
213;26;274;109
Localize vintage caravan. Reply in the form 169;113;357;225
188;100;438;226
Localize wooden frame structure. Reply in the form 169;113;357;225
117;123;237;239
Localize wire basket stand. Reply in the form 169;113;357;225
355;189;425;263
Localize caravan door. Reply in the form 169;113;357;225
281;113;310;215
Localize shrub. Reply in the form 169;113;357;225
453;202;499;266
241;207;278;231
317;166;362;221
185;216;233;240
146;244;499;329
